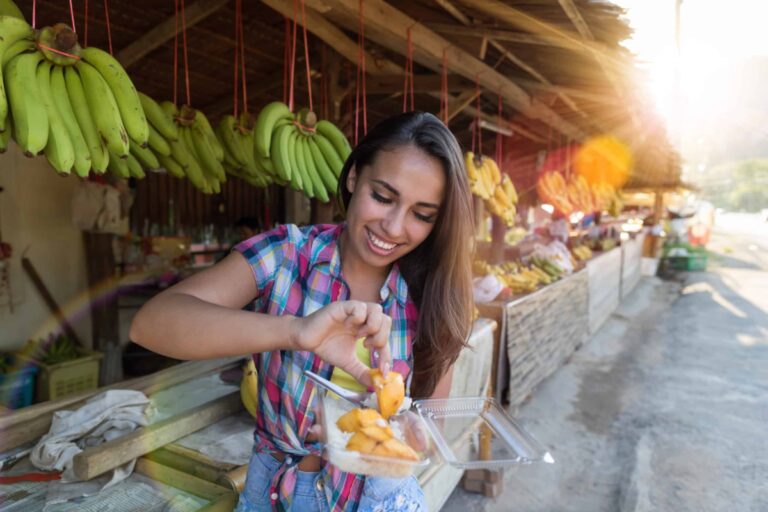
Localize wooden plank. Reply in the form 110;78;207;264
434;0;588;121
134;457;232;500
366;74;471;94
426;23;563;47
116;0;230;68
72;392;242;481
0;358;240;448
305;0;585;140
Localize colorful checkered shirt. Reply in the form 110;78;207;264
235;223;417;512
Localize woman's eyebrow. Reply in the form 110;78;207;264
371;179;439;209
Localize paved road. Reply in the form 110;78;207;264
442;213;768;512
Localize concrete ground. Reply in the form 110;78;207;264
442;212;768;512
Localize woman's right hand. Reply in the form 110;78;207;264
291;301;392;387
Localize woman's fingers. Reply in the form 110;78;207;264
366;314;392;376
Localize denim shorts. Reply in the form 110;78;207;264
235;450;426;511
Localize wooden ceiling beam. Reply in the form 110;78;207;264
116;0;230;68
433;0;591;126
260;0;401;77
304;0;585;140
426;23;563;47
366;74;472;95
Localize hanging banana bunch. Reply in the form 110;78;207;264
1;16;149;179
139;98;226;194
465;152;518;227
237;100;350;203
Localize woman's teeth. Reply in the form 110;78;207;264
368;230;396;250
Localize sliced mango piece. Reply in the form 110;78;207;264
372;438;420;461
336;408;384;432
370;369;405;419
346;431;378;453
360;424;393;442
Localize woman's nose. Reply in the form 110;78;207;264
382;208;406;239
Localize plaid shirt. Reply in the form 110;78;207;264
235;223;417;511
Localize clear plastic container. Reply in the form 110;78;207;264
318;391;553;477
413;397;554;469
319;391;431;478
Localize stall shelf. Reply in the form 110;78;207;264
587;247;623;335
478;270;589;408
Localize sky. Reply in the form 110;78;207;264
615;0;768;179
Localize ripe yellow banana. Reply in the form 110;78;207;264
241;357;258;417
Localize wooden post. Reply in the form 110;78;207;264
82;232;118;353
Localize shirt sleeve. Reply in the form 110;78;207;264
233;224;301;297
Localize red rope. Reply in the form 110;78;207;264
496;92;503;169
37;44;82;60
441;48;448;125
103;0;112;55
180;0;191;105
288;0;298;113
355;0;367;144
473;75;481;155
173;0;179;105
32;0;36;28
69;0;76;32
300;0;313;113
320;43;328;120
83;0;89;46
233;0;240;117
283;17;290;105
239;0;248;113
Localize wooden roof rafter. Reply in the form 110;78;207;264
433;0;597;128
302;0;586;140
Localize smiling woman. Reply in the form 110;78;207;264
130;111;474;512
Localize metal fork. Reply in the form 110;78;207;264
303;369;369;407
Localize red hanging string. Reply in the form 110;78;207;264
232;0;240;117
68;0;76;33
300;0;313;113
173;0;179;105
238;0;248;114
496;93;502;168
403;27;414;112
32;0;36;28
180;0;191;105
83;0;89;46
283;17;291;105
103;0;113;55
472;75;481;155
288;0;299;113
320;43;328;120
440;48;448;125
355;0;367;144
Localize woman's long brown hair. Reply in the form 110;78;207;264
338;112;475;398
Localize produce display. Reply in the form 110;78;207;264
0;18;149;177
537;171;623;217
249;101;350;203
473;259;565;295
141;99;226;193
571;244;594;261
465;152;518;226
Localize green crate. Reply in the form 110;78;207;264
667;253;708;271
19;348;103;402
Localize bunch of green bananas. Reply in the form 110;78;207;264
1;17;149;178
250;101;351;203
139;97;226;194
216;111;282;189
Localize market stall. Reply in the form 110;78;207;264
0;0;681;508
